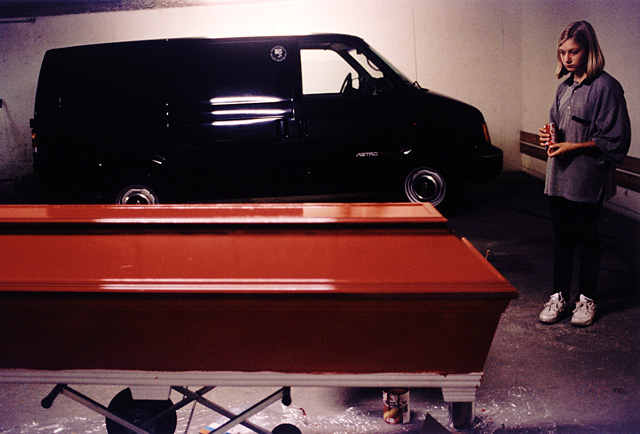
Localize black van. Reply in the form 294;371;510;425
31;34;502;208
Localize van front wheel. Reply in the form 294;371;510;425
403;166;447;206
401;164;462;213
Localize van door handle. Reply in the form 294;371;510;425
296;119;309;137
275;119;289;138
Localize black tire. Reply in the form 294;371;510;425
116;184;161;205
400;163;463;213
112;172;175;205
106;388;177;434
272;423;303;434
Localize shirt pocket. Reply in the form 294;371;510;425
568;105;594;141
571;115;591;126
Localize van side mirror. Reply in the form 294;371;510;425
374;77;394;94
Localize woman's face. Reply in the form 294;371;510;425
559;38;588;79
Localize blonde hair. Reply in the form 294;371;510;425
556;21;605;81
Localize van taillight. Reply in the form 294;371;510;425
32;132;37;153
481;122;491;144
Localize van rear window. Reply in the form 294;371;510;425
167;41;293;102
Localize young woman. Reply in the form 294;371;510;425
538;21;631;327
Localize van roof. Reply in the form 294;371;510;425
48;33;368;52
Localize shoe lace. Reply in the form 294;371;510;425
574;299;595;315
545;298;565;313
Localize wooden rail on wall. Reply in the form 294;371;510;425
520;131;640;193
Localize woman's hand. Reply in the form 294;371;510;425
538;125;551;147
547;141;575;157
539;125;597;157
546;140;598;158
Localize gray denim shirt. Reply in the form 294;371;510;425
544;72;631;202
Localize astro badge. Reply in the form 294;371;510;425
270;45;287;62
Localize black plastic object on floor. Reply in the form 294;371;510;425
420;413;451;433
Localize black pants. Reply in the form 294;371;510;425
548;196;603;301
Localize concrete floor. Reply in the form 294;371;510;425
0;172;639;434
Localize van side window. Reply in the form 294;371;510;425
301;49;354;95
168;41;292;102
301;47;388;96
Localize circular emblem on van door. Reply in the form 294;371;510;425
270;45;287;62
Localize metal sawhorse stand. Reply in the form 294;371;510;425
42;384;301;434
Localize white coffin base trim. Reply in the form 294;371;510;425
0;369;482;402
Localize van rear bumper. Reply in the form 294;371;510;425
468;145;503;182
32;166;102;204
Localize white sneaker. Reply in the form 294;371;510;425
538;293;567;324
571;294;596;327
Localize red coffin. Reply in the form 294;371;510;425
0;203;517;376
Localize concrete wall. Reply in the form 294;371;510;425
0;0;638;214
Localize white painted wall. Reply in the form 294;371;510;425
0;0;638;214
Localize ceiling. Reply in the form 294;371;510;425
0;0;206;19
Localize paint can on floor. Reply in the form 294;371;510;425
382;388;410;424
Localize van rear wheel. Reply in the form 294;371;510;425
113;172;175;205
116;185;160;205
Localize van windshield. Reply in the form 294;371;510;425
366;45;415;86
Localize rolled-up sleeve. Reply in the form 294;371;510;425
591;76;631;164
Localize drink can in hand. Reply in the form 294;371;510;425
543;123;557;146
